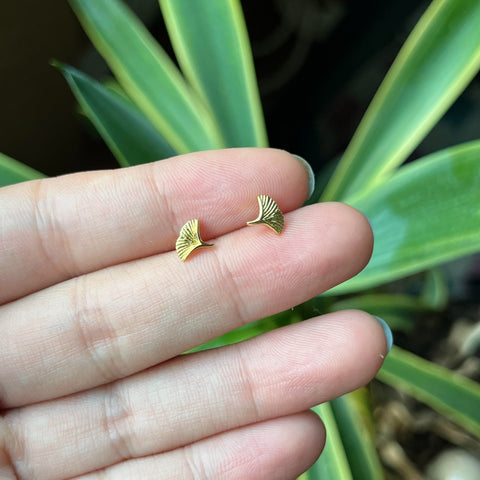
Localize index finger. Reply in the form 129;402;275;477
0;148;312;304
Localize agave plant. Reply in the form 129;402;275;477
2;0;480;477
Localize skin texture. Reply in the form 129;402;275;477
0;148;386;480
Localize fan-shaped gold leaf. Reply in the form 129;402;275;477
176;219;213;261
247;195;284;234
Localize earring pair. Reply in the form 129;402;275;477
176;194;284;261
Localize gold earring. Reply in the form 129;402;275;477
176;219;213;261
246;195;284;234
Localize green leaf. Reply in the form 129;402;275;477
322;0;480;201
0;153;45;187
159;0;267;148
185;310;301;354
328;140;480;295
331;389;385;480
377;346;480;437
306;403;353;479
331;294;422;332
56;63;177;167
420;268;448;311
70;0;224;154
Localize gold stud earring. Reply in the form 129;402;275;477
246;195;284;234
176;219;213;261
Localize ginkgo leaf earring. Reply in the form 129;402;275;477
176;219;213;261
246;194;284;234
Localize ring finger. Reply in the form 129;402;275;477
5;310;388;480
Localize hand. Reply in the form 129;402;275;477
0;148;388;480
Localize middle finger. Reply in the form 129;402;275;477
0;203;372;407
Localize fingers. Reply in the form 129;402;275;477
4;310;387;479
0;148;310;304
75;412;324;480
0;203;373;407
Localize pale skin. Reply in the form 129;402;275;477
0;148;387;479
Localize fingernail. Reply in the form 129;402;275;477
292;154;315;200
373;316;393;354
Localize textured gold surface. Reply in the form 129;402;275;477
176;219;213;261
247;195;284;234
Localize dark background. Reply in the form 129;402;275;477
1;0;479;177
